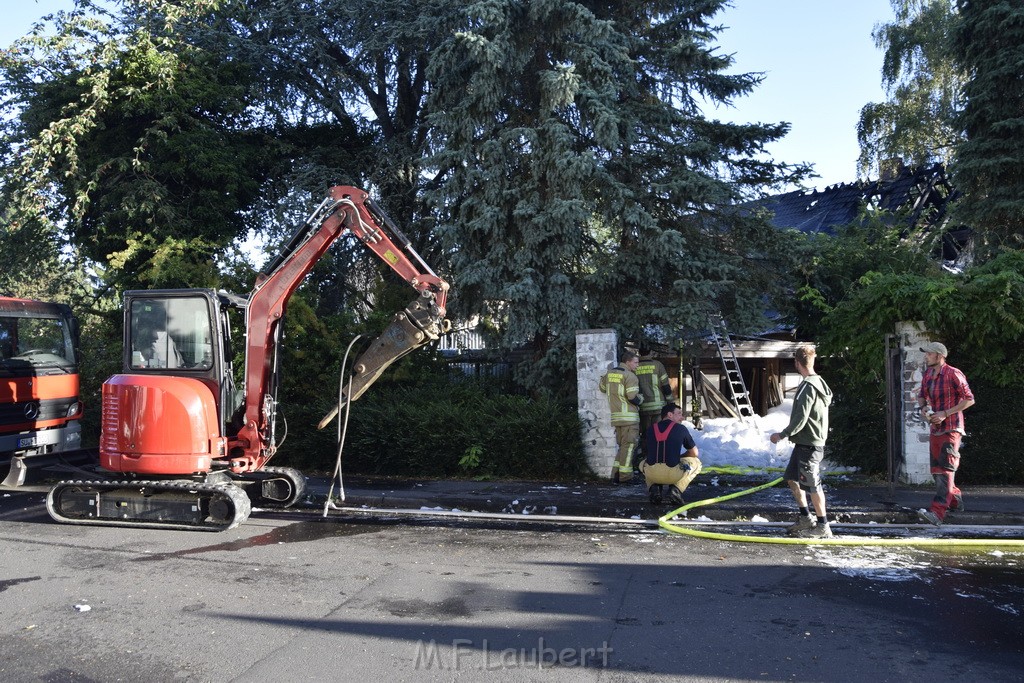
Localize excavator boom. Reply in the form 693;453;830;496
232;186;449;471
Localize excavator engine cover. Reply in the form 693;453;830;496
100;374;223;475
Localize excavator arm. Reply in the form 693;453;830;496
230;186;449;472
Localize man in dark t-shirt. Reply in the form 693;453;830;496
641;402;701;505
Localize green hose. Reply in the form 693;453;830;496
658;476;1024;547
701;465;783;475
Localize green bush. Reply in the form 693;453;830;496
275;374;592;481
819;362;888;475
955;378;1024;484
815;250;1024;483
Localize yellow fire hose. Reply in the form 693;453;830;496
658;474;1024;547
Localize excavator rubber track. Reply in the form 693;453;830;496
46;479;252;531
235;466;308;508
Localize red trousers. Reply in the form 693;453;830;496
928;432;962;520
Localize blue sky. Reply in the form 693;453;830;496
716;0;895;190
6;0;895;191
7;0;72;37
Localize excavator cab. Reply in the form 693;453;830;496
122;289;246;434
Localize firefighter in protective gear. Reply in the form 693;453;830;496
636;348;675;440
642;402;701;506
599;351;642;483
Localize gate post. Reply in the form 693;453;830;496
894;321;932;484
576;329;618;477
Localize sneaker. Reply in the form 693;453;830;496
786;515;816;536
648;485;663;505
797;522;833;539
918;508;942;526
668;486;685;507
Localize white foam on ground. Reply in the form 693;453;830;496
810;546;933;582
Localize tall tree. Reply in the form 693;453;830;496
857;0;965;178
0;1;287;293
4;0;815;397
427;0;809;390
209;0;461;244
182;0;462;319
949;0;1024;251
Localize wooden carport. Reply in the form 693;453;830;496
643;337;807;421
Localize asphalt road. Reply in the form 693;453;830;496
1;489;1022;682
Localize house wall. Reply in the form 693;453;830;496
575;329;619;477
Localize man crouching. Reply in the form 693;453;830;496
641;402;701;506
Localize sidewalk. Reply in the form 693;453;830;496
305;472;1024;527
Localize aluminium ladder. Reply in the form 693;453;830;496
708;315;755;421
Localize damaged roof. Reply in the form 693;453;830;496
748;163;957;235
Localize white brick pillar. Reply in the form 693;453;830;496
576;329;618;477
896;321;932;484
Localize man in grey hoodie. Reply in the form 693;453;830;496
770;345;834;539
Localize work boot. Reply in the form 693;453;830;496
648;485;663;505
918;508;942;526
797;522;833;539
668;486;685;507
786;515;816;536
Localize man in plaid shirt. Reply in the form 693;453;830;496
916;341;975;525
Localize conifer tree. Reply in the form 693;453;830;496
426;0;809;389
950;0;1024;251
3;0;815;395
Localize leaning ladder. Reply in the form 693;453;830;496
708;315;755;421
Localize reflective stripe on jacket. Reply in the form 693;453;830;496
599;367;640;426
636;359;670;413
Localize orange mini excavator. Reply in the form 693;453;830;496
46;186;449;530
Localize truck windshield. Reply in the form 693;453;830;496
0;315;76;370
129;297;213;370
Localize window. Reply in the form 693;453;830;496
0;316;75;367
129;297;213;370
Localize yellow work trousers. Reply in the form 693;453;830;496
613;424;639;477
641;457;702;495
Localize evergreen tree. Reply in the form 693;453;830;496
426;0;809;391
4;0;817;398
950;0;1024;251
